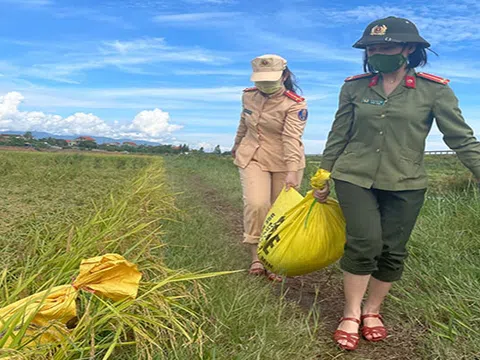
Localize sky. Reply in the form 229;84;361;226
0;0;479;153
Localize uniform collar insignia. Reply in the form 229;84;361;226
368;75;380;87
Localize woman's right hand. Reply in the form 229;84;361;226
313;181;330;203
231;146;237;158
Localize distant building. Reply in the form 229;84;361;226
122;141;137;147
67;136;96;147
0;134;25;140
105;142;121;146
76;136;96;142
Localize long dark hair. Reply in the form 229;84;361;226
362;43;429;73
283;66;302;94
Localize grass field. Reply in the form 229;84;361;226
161;154;480;360
0;150;479;359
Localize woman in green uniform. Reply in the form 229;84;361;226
314;16;480;351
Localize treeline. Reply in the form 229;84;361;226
0;133;230;155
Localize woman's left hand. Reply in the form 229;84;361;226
285;172;299;191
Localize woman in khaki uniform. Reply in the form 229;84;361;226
232;54;308;282
314;16;480;350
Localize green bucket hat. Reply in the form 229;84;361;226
352;16;430;49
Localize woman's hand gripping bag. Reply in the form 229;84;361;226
257;169;346;276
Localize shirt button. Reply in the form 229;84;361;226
376;149;380;152
379;131;383;135
380;114;386;118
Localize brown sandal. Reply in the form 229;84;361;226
248;260;266;276
333;317;361;351
361;313;388;342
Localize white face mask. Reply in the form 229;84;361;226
254;80;283;94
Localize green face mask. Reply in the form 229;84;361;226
255;80;283;94
367;53;407;73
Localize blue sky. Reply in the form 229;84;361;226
0;0;479;153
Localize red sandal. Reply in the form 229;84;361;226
361;313;388;342
266;271;283;283
248;260;266;276
333;317;361;351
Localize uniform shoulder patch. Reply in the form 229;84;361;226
284;90;305;103
243;87;257;92
344;73;375;82
416;72;450;85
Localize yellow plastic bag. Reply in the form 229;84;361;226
0;254;141;348
257;169;346;276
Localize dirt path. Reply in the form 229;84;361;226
193;175;425;360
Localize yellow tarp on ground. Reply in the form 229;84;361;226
0;254;141;348
258;169;346;276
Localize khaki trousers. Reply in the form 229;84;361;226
239;161;304;245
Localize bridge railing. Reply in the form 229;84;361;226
424;151;455;155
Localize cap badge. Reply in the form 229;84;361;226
370;25;387;36
260;59;270;66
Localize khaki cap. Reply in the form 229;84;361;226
250;54;287;82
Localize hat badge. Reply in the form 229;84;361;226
370;25;387;36
260;59;270;66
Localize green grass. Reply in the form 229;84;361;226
395;189;480;358
160;155;325;359
1;151;478;359
0;152;153;270
162;154;480;360
0;151;237;359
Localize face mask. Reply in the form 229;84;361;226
367;53;407;73
255;80;283;94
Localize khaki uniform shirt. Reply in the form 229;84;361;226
320;69;480;191
233;86;308;172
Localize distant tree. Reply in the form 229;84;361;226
23;131;33;140
213;145;222;155
78;140;97;150
10;137;27;146
199;147;205;154
41;137;68;147
55;139;68;147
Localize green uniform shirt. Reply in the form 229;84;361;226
320;69;480;191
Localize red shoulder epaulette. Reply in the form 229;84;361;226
243;87;257;92
416;72;450;85
284;90;305;103
344;73;374;82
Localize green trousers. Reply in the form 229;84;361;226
334;179;426;282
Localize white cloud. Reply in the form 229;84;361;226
52;7;129;27
101;37;231;64
315;4;480;45
0;91;182;141
176;131;235;150
153;12;240;23
425;141;450;151
124;109;182;137
173;69;248;76
104;38;167;54
0;0;52;6
183;0;236;4
303;139;327;154
0;37;232;84
248;31;361;64
193;142;216;151
0;79;249;111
